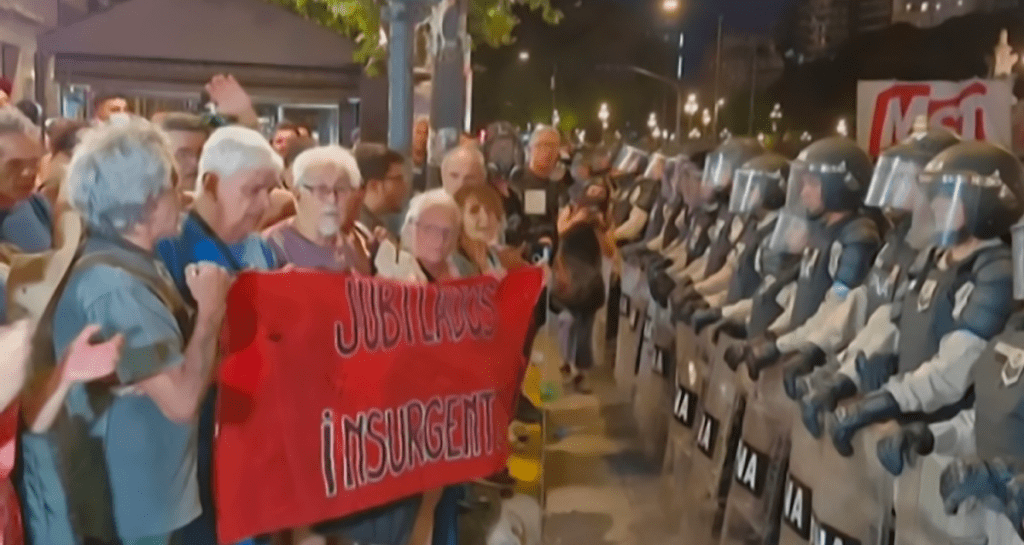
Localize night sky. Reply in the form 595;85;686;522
607;0;798;74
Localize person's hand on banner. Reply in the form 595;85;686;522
60;324;124;384
186;261;233;324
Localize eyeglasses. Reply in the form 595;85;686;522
416;221;454;241
301;184;354;201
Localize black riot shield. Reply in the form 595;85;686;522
720;358;797;545
678;332;752;543
661;325;709;534
633;300;675;463
616;262;648;389
893;453;988;545
783;414;896;545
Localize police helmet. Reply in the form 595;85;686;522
790;136;872;214
919;140;1024;245
702;137;764;193
729;153;789;216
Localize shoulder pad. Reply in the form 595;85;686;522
832;217;881;289
956;244;1014;340
838;216;881;247
632;178;658;211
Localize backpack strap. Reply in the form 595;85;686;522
70;252;190;325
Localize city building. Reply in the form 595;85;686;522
892;0;1019;28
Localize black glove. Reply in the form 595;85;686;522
746;335;780;380
691;308;722;334
855;351;899;392
940;458;1022;515
724;343;749;371
713;320;748;344
829;390;902;457
649;270;677;307
876;422;934;477
783;346;826;400
669;283;698;310
799;374;857;438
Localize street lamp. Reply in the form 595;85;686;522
648;112;658;131
701;108;711;127
662;0;680;12
836;118;848;137
720;127;731;140
770;103;783;134
518;50;530;62
653;127;662;139
684;93;698;130
689;127;701;140
800;131;812;142
599;102;610;130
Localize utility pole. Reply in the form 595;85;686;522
386;0;435;154
747;41;758;136
427;0;470;188
711;14;723;137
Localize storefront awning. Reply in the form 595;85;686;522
38;0;363;103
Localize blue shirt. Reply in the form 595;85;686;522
155;212;277;545
0;194;54;321
157;212;278;287
20;235;198;543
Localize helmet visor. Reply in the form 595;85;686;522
729;168;785;215
913;171;991;248
613;145;647;174
701;151;733;190
865;155;922;212
1013;222;1024;300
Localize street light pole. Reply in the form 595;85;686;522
387;0;433;154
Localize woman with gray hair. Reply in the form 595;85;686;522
392;188;462;282
20;116;233;545
380;187;464;545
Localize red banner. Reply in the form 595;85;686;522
213;268;544;543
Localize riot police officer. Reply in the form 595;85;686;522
664;138;763;316
795;128;960;435
879;215;1024;544
614;151;664;244
689;152;790;332
830;141;1023;460
725;137;881;374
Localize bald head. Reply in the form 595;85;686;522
441;144;486;196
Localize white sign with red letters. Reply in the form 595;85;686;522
856;79;1013;156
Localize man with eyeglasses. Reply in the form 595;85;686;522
354;142;409;241
264;145;371;275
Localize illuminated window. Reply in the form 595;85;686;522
921;1;929;11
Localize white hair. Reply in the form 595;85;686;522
529;125;560;149
441;144;486;174
291;145;363;190
66;116;175;234
401;188;461;254
195;125;283;191
0;105;40;143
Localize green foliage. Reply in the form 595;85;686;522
269;0;561;75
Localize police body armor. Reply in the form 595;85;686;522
864;219;919;320
705;213;750;280
790;215;869;328
891;245;1012;545
974;312;1024;461
612;174;640;226
685;207;718;268
748;248;801;339
727;218;778;305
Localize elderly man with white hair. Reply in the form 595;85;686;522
18;117;232;545
512;125;571;247
264;145;371;274
440;144;487;197
156;124;283;545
